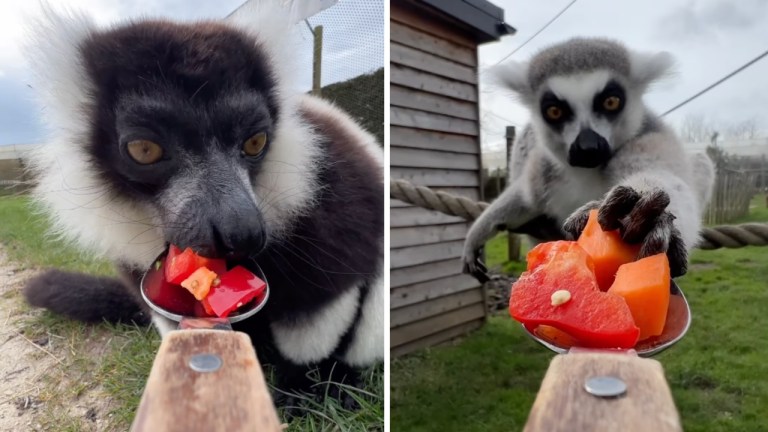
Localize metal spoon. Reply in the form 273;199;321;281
131;252;280;431
521;279;691;357
139;251;270;328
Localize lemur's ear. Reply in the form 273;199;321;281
489;61;533;99
24;3;95;131
628;50;675;87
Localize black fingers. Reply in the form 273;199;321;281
638;212;674;257
462;249;490;283
667;225;688;277
595;186;687;276
636;211;687;277
598;186;641;231
563;200;601;240
622;189;671;243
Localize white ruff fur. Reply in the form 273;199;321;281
343;272;385;366
544;166;606;223
23;2;321;269
300;96;384;165
544;71;614;146
271;284;361;364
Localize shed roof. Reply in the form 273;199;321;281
420;0;516;43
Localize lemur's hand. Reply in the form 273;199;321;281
563;186;687;277
461;246;490;283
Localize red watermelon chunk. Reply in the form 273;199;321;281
204;266;267;318
509;243;640;349
526;240;596;273
145;258;197;316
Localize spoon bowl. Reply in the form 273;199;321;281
140;251;270;324
522;279;690;357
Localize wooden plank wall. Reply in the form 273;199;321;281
390;1;486;357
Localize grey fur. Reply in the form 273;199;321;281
528;38;631;89
636;114;662;137
463;38;714;278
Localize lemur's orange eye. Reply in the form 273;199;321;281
546;106;562;121
243;132;268;156
127;140;163;164
603;96;622;111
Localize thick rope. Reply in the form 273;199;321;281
391;179;768;250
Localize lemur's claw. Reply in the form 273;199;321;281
563;200;601;239
461;249;490;283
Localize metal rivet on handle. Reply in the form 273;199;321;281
584;376;627;398
188;353;222;373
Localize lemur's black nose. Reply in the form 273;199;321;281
568;128;611;168
208;200;267;260
171;187;267;260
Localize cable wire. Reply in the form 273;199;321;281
661;48;768;117
493;0;578;66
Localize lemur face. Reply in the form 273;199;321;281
534;70;643;168
80;21;278;259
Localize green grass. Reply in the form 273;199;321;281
392;194;768;432
483;233;529;276
0;195;113;275
0;195;383;431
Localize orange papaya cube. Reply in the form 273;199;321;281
180;266;218;301
608;253;671;340
577;209;640;291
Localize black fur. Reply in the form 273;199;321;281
24;270;149;325
239;103;383;321
621;188;671;243
24;19;383;412
597;185;641;230
539;91;574;131
592;80;625;120
78;21;279;200
516;214;566;242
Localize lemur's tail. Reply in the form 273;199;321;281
24;270;150;325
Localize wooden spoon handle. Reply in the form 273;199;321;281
130;330;282;432
523;352;682;432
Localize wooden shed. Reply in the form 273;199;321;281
390;0;515;356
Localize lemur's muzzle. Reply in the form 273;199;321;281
202;192;267;259
568;128;611;168
167;180;267;260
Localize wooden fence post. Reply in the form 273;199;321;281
506;126;521;262
312;25;324;96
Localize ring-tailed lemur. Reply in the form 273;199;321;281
21;1;383;410
463;37;715;280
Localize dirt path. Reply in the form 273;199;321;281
0;248;116;431
0;250;51;431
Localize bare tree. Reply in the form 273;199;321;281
724;118;759;140
679;114;718;143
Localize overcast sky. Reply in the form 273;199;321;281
0;0;383;145
479;0;768;151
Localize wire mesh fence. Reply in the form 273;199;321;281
300;0;385;145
